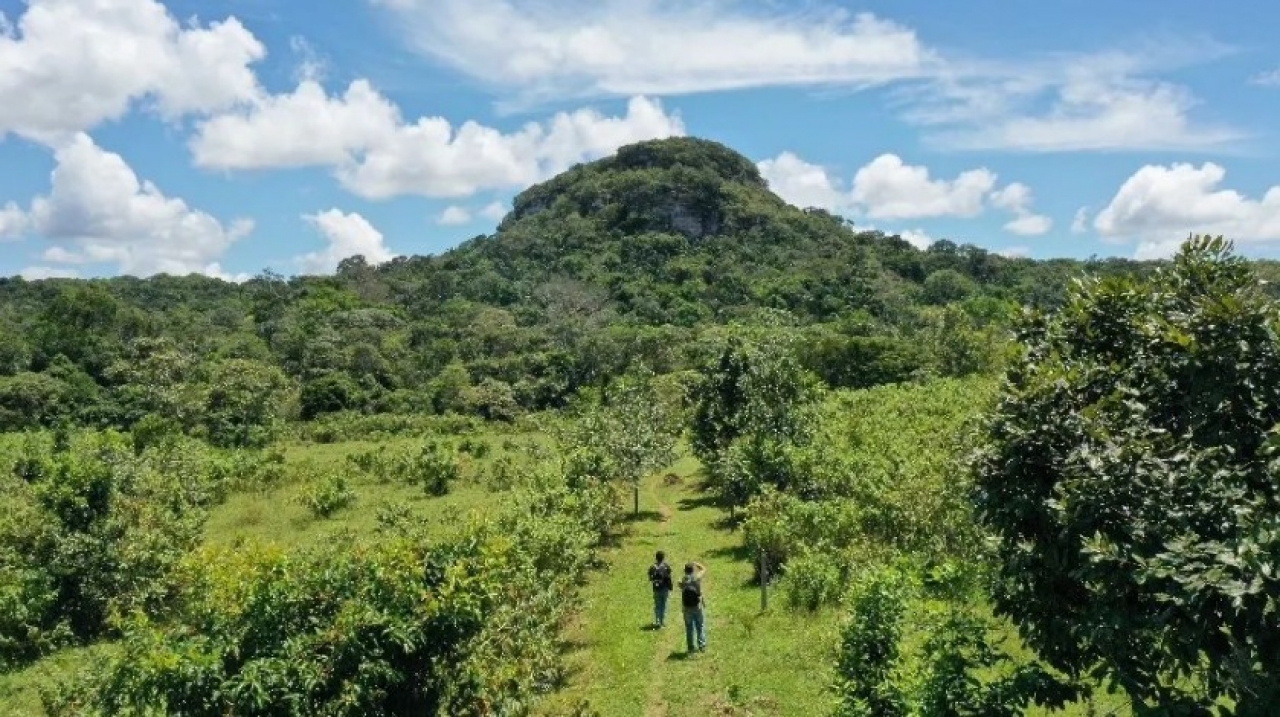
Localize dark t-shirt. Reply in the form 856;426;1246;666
649;562;673;591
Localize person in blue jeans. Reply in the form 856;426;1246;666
679;561;707;653
647;551;673;627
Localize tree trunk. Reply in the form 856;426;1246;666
633;484;639;516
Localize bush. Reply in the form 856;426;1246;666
296;472;356;518
458;437;490;458
410;442;457;497
0;431;218;669
782;549;848;612
348;441;458;497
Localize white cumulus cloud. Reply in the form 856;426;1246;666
13;133;253;277
19;266;79;280
757;152;850;212
192;80;400;170
297;209;397;274
193;84;684;199
1094;161;1280;259
0;201;28;239
0;0;264;143
853;154;996;220
760;151;1051;236
898;228;935;250
371;0;934;104
480;201;508;221
990;182;1053;236
438;205;472;225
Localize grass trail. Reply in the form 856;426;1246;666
538;458;836;716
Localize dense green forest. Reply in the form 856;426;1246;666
2;138;1278;715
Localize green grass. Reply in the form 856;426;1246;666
204;434;538;549
0;645;114;717
537;458;838;717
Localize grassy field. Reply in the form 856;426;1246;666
202;436;511;548
537;458;838;717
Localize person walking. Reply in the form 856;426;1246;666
679;561;707;653
648;551;674;628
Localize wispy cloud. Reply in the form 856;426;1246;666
1251;67;1280;87
369;0;936;107
901;43;1244;153
371;0;1242;153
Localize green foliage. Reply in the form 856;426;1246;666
833;565;1079;717
833;567;912;717
348;440;459;496
557;366;681;512
296;471;356;518
922;269;976;305
202;359;293;448
690;320;823;510
0;373;79;431
0;432;232;669
972;235;1280;710
44;450;621;716
299;373;363;420
738;377;995;600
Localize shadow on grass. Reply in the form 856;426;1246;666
707;543;753;562
639;623;661;632
676;494;720;511
625;510;665;524
665;651;697;662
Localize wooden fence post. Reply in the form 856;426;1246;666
759;549;769;611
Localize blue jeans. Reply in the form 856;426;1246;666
653;589;670;626
683;607;706;652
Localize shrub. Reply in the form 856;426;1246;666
348;441;458;496
0;431;214;668
296;472;356;518
458;437;490;459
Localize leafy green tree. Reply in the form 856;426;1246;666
0;372;77;430
689;322;822;511
201;359;293;448
104;338;200;428
299;373;363;420
564;368;681;515
921;269;976;305
972;236;1280;711
463;377;520;422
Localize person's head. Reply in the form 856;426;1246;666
655;551;665;564
684;562;695;575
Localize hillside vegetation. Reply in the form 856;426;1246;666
1;138;1278;716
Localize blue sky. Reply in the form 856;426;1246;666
1;0;1279;280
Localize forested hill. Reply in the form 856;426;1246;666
0;136;1269;433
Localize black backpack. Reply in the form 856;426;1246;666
681;578;701;608
649;563;672;591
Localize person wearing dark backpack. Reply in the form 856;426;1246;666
679;561;707;653
647;551;674;628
